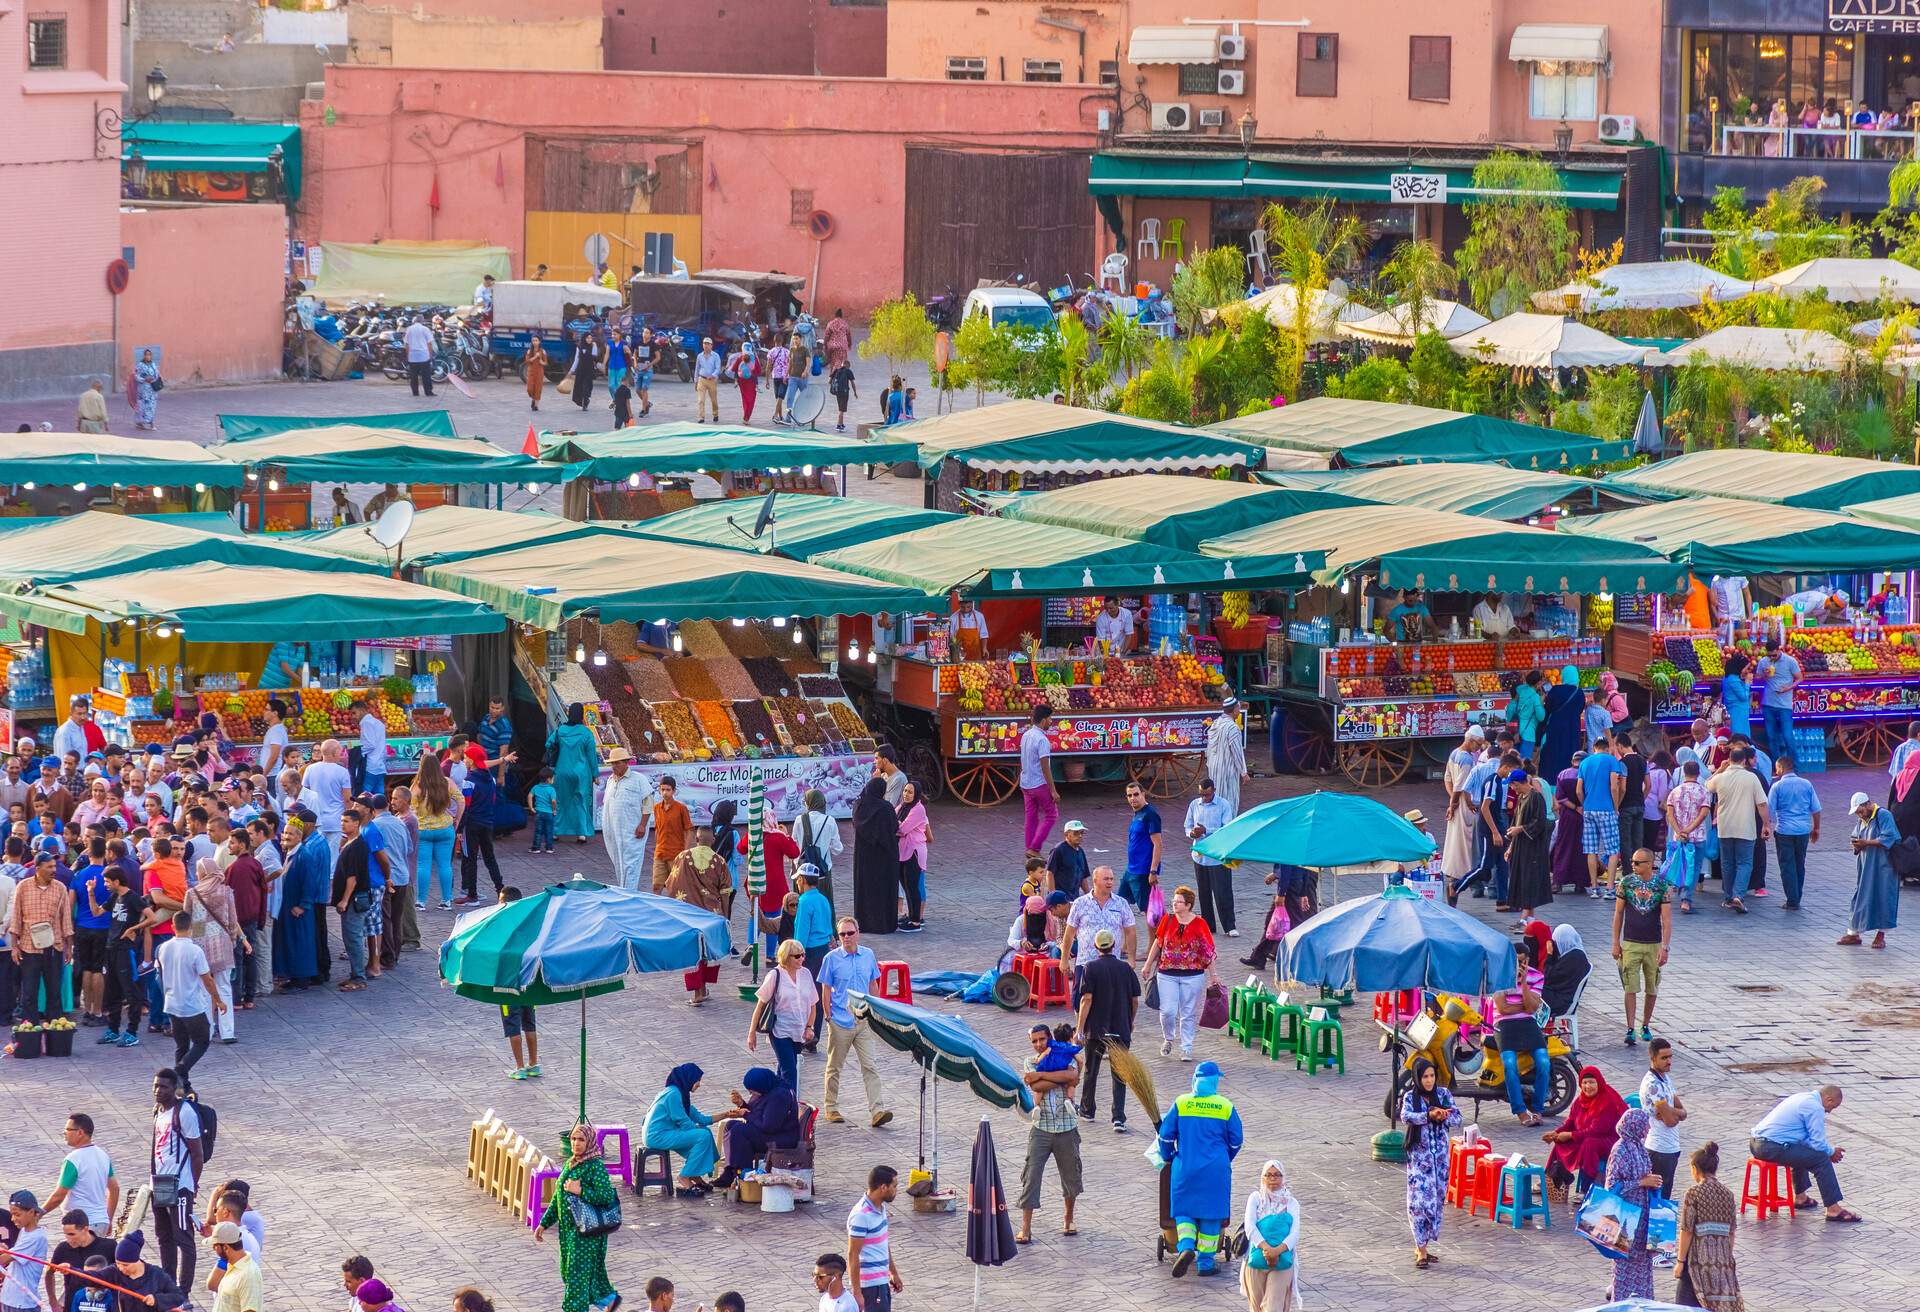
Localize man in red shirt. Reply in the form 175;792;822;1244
222;831;270;1007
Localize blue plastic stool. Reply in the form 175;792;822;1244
1494;1160;1551;1230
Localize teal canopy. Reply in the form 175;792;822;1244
1210;397;1629;470
1194;792;1436;867
852;994;1034;1113
900;400;1265;474
124;121;302;201
217;410;458;441
538;423;918;479
624;493;959;558
0;510;381;586
215;426;577;485
1256;465;1597;521
1557;496;1920;574
976;475;1366;552
1088;150;1624;212
0;433;244;489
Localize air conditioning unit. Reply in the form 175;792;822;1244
1217;68;1247;96
1152;102;1193;132
1218;32;1247;62
1598;113;1637;142
1198;108;1227;128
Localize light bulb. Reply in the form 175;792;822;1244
670;632;683;652
21;482;33;491
592;648;607;666
801;464;814;476
866;648;878;664
112;483;123;490
194;483;206;493
771;616;787;627
151;487;163;497
654;619;667;627
246;472;258;482
731;617;746;627
791;626;803;645
1339;579;1350;595
74;483;87;492
267;479;279;491
847;640;861;661
155;625;173;638
628;473;641;488
573;642;586;662
526;483;538;493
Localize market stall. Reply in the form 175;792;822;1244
1337;299;1490;345
1758;257;1920;303
216;409;460;440
1559;495;1920;763
1603;448;1920;510
1446;313;1651;369
623;492;955;557
0;433;244;517
1533;260;1755;313
1649;326;1854;372
1255;463;1601;521
1206;396;1633;471
294;503;627;569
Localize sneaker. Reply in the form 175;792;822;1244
1226;929;1240;938
899;921;924;933
1638;1027;1654;1042
524;1064;542;1078
1587;886;1603;899
1161;1040;1174;1056
1624;1029;1637;1046
97;1029;121;1045
1171;1250;1195;1279
220;1037;238;1046
438;900;453;910
1112;1121;1129;1134
823;1110;845;1123
1179;1049;1193;1063
871;1110;894;1128
117;1032;141;1047
509;1068;530;1080
1749;887;1768;897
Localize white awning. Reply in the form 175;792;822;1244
1128;25;1220;65
1508;23;1607;64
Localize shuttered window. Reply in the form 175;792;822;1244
1297;33;1337;98
1410;36;1450;102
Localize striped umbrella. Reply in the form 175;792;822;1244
745;766;766;896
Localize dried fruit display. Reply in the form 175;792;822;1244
783;654;824;676
707;657;760;701
619;703;670;758
742;657;796;698
732;699;779;746
775;696;826;745
676;621;730;659
652;700;702;751
624;658;678;701
694;700;742;748
552;664;599;706
665;657;723;701
797;673;845;698
720;623;774;658
829;701;870;739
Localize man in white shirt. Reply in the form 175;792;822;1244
301;741;353;855
41;1113;117;1230
1640;1038;1686;1203
1472;590;1516;637
1093;597;1137;653
402;316;436;397
354;699;388;800
53;700;92;764
473;274;495;314
260;700;291;783
813;1253;859;1312
1018;707;1058;859
157;915;223;1095
1183;778;1236;936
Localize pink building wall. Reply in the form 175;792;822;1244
119;205;287;386
887;1;1125;84
605;0;884;76
300;67;1101;312
0;0;127;398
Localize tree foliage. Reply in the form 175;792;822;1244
1262;199;1365;399
1380;239;1455;337
946;313;1021;408
1169;246;1249;337
1455;149;1576;316
859;293;935;378
1704;177;1860;281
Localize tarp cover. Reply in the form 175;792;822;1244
1603;449;1920;510
312;240;512;307
538;424;919;479
1651;326;1852;372
0;433;244;488
1214;284;1374;343
903;400;1265;473
1534;261;1754;313
1557;495;1920;574
1209;396;1629;469
217;410;458;440
624;494;958;558
293;504;623;567
1256;464;1594;521
977;473;1367;551
1338;299;1490;344
1759;257;1920;303
0;511;381;585
1449;313;1649;369
215;426;576;485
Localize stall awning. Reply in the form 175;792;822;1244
0;511;382;586
217;410;459;441
537;424;918;481
977;474;1366;553
1197;503;1681;594
903;400;1264;474
1209;397;1629;470
292;505;629;568
1603;450;1920;511
1127;25;1219;64
1508;23;1607;64
1089;153;1248;198
213;426;579;485
624;494;959;559
1245;159;1622;211
123;122;302;201
420;535;931;628
0;433;245;490
0;564;503;642
1257;464;1596;522
1557;495;1920;575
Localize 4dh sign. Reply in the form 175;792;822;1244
1830;0;1920;33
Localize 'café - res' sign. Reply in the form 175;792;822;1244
1832;0;1920;33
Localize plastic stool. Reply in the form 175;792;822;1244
1741;1156;1797;1219
596;1124;633;1189
1469;1153;1509;1220
1262;1002;1304;1060
1228;984;1261;1041
1447;1137;1493;1210
636;1147;675;1199
527;1164;559;1230
874;960;912;1004
468;1109;500;1185
1495;1161;1552;1230
1294;1017;1344;1074
1026;958;1072;1010
1237;992;1275;1049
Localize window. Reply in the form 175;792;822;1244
946;56;986;81
1297;33;1337;98
1409;36;1450;102
1528;61;1597;120
27;16;68;70
1098;59;1119;85
1024;59;1063;83
1178;62;1221;95
1685;30;1855;152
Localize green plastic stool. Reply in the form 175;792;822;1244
1295;1016;1345;1074
1231;986;1271;1045
1262;1002;1306;1060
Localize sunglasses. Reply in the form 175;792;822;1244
838;929;859;937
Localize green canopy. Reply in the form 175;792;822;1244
537;423;918;479
420;534;932;627
217;410;458;441
1847;490;1920;533
812;516;1322;596
1198;503;1682;594
1088;150;1624;211
623;494;959;558
1603;449;1920;511
0;511;383;585
1257;464;1598;521
1208;397;1629;470
214;425;577;485
0;433;244;489
0;563;504;641
293;504;626;567
123;121;302;201
1556;495;1920;574
901;400;1265;474
976;474;1366;552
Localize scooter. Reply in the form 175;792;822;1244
1453;994;1580;1119
1382;994;1579;1121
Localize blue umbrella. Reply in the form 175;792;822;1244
852;994;1033;1112
1281;884;1517;994
1194;791;1436;867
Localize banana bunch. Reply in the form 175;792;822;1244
1222;591;1252;629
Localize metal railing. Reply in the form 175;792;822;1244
1716;123;1917;161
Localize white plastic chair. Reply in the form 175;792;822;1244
1098;251;1128;292
1137;217;1161;263
1245;228;1269;281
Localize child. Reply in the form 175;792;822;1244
829;361;856;431
529;768;558;853
883;376;906;425
903;387;917;420
498;887;541;1080
1031;1021;1081;1074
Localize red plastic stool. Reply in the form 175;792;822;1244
1026;958;1072;1011
874;960;912;1004
1447;1137;1492;1210
1741;1157;1797;1219
1468;1153;1508;1220
1374;990;1425;1026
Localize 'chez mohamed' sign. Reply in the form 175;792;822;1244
1831;0;1920;32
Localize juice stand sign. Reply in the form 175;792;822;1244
1334;697;1507;742
953;709;1221;758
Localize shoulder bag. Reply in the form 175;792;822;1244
565;1180;622;1237
755;968;782;1034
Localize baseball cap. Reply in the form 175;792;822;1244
8;1189;39;1211
1063;819;1087;832
1093;928;1115;949
206;1221;243;1247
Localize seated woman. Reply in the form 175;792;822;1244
1542;1065;1625;1201
1540;924;1592;1021
643;1062;743;1195
712;1067;804;1190
1006;891;1070;956
1491;973;1549;1125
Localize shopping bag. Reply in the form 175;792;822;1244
1263;900;1291;943
1575;1186;1642;1260
1646;1194;1679;1264
1145;884;1166;928
1144;977;1160;1011
1199;982;1229;1030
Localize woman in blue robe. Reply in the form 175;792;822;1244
546;702;601;844
713;1067;802;1188
644;1062;742;1194
1539;665;1587;783
273;819;332;986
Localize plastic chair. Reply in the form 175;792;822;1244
596;1124;633;1189
1262;1001;1305;1060
1469;1153;1509;1220
874;960;912;1004
1447;1137;1493;1210
1740;1157;1797;1219
1025;957;1072;1010
1245;228;1268;281
1158;217;1186;262
1495;1160;1552;1230
1295;1015;1345;1074
635;1147;675;1199
1137;218;1161;262
1098;251;1129;293
526;1162;559;1230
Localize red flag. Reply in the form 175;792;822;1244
428;174;440;212
521;423;540;457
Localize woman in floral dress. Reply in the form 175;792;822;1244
1605;1108;1660;1301
1675;1141;1744;1311
1399;1057;1460;1269
129;349;161;430
535;1122;620;1312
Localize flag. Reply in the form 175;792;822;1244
745;767;765;897
428;174;440;212
521;423;540;457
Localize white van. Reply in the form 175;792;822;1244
960;286;1055;333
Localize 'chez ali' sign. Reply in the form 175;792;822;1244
1831;0;1920;32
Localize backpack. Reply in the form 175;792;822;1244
187;1094;218;1163
735;348;759;380
796;810;829;873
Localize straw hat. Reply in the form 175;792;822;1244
605;745;634;764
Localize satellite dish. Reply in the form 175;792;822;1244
582;232;611;267
368;499;415;550
751;488;778;538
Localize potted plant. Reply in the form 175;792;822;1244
42;1017;76;1057
11;1021;44;1058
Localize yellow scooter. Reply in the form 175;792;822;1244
1383;995;1578;1120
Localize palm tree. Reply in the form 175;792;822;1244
1264;199;1365;398
1118;334;1225;423
1097;307;1153;384
1381;239;1456;339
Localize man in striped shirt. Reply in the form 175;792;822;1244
845;1165;903;1311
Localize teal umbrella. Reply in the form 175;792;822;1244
1193;791;1436;867
440;876;733;1118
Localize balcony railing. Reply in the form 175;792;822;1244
1715;123;1916;161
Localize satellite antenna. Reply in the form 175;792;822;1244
367;499;415;572
724;488;779;554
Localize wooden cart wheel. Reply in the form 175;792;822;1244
1837;718;1899;766
902;742;945;801
944;759;1019;807
1127;752;1205;800
1281;715;1336;775
1338;739;1414;789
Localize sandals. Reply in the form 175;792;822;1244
1827;1208;1864;1223
1061;1225;1078;1236
1871;933;1887;950
1414;1254;1431;1270
1837;933;1863;946
1014;1233;1033;1245
338;980;367;992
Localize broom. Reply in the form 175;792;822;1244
1102;1040;1164;1127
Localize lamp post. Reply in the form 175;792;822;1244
126;148;146;198
1238;110;1257;149
144;65;167;118
1553;120;1573;157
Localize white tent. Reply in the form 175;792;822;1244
1448;314;1649;369
1339;299;1490;344
1851;317;1920;342
1216;283;1373;342
1532;260;1754;312
1758;257;1920;303
1651;326;1854;371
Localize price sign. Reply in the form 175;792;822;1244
1389;173;1448;204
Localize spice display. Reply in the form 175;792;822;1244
677;620;731;659
720;622;775;658
694;699;742;748
665;657;724;701
707;656;761;701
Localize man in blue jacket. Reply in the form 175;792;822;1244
1154;1059;1243;1277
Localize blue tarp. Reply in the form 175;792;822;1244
1280;886;1519;994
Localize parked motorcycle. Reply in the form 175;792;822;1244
1382;994;1580;1122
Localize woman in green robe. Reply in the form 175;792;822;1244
535;1122;621;1312
546;702;602;844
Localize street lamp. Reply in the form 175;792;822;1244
126;147;146;196
1238;111;1258;149
1553;120;1573;156
145;66;168;115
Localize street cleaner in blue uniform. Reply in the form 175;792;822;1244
1152;1058;1244;1277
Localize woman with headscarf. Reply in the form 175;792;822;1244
1889;749;1920;840
895;780;930;930
1549;766;1587;895
1504;771;1553;920
1840;790;1900;949
1239;1160;1301;1312
1717;652;1753;743
129;348;162;430
706;798;740;918
1605;1108;1660;1300
544;704;601;845
851;777;900;935
1542;1065;1625;1200
1540;666;1586;782
533;1121;621;1312
712;1067;803;1191
642;1063;743;1194
568;330;602;411
185;856;245;1041
1675;1140;1745;1312
1597;671;1630;728
1399;1057;1460;1269
1540;924;1591;1020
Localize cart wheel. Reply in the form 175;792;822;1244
1127;752;1204;800
1280;715;1336;775
903;742;944;801
1837;718;1898;766
944;759;1018;807
1338;739;1413;788
514;356;530;384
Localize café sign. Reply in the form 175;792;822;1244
1831;0;1920;33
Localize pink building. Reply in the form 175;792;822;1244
1;0;127;398
604;0;886;77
